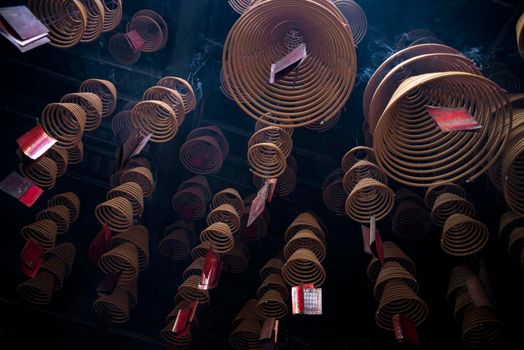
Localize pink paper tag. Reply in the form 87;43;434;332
198;248;222;290
426;105;482;132
17;124;57;160
267;178;277;202
20;239;44;278
88;225;112;264
125;30;144;52
247;181;268;227
19;184;43;207
361;225;373;255
392;314;420;345
269;43;307;83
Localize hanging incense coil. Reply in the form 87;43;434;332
50;193;80;221
101;0;122;32
392;201;432;240
284;212;325;243
133;10;168;49
165;220;196;243
260;258;284;280
187;126;230;158
447;265;476;299
36;205;70;235
131;100;178;143
17;270;55;305
249;127;293;158
79;0;104;42
112;111;133;138
107;182;144;217
47;146;68;177
461;305;505;348
228;0;254;15
21;220;57;250
180;136;224;174
424;182;466;209
67;142;83;164
431;193;475;227
248;129;290;178
40;103;86;149
508;227;524;261
20;157;57;189
157;77;196;113
367;241;417;282
332;0;367;45
79;79;117;117
498;211;524;245
257;273;288;301
121;166;154;196
229;319;262;350
178;275;210;304
161;320;192;348
233;299;262;328
282;248;326;287
118;277;138;310
40;256;66;291
342;160;388;194
44;242;76;277
160;229;191;261
345;178;395;223
178;175;212;202
441;214;489;257
501;131;524;217
222;240;249;274
284;229;326;262
375;279;429;331
28;0;87;48
98;242;140;283
93;287;131;323
183;257;206;280
341;146;375;173
256;289;288;319
321;170;345;215
213;188;244;216
200;222;235;254
61;92;103;131
127;11;167;53
172;187;208;221
207;204;241;234
454;287;473;321
373;261;418;300
143;86;186;125
518;13;524;60
110;225;150;271
95;197;134;232
108;33;142;65
190;241;213;259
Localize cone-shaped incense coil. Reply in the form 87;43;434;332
284;212;325;243
322;169;345;215
117;277;138;310
112;111;132;137
374;261;418;300
20;156;57;189
508;227;524;261
160;229;191;261
121;167;154;196
127;11;167;53
284;229;326;262
48;192;80;223
157;76;196;113
200;222;235;254
431;193;475;227
131;100;178;143
367;241;417;282
172;187;208;221
17;270;55;305
67;142;84;164
248;126;293;158
232;299;262;328
101;0;122;32
180;135;224;174
161;320;192;348
143;86;185;125
191;241;213;259
79;79;117;117
441;214;489;256
95;197;134;232
222;240;249;274
98;242;140;283
247;142;287;179
36;205;70;235
260;258;284;280
107;182;144;217
392;201;432;240
44;242;76;276
498;211;524;245
345;178;395;223
425;182;466;209
502;130;524;217
256;289;288;319
343;160;387;194
332;0;367;45
93;287;131;324
47;146;68;177
110;225;150;271
447;265;476;299
282;248;326;287
61;92;103;131
40;256;66;291
341;146;375;172
213;188;244;216
461;305;505;348
178;175;212;202
21;220;57;250
178;275;210;304
257;273;288;301
78;0;104;43
229;318;262;350
454;287;473;322
207;204;241;234
183;257;206;280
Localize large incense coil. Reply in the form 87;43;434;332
44;242;76;277
424;182;466;209
498;211;524;244
190;241;213;259
28;0;87;48
161;320;192;348
121;166;154;196
79;79;117;118
200;222;235;254
20;157;57;189
36;205;70;235
101;0;122;32
79;0;104;42
131;100;178;143
222;240;249;274
259;258;284;280
461;305;505;348
98;242;139;283
229;319;262;350
373;261;418;300
40;103;86;149
282;248;326;287
180;136;224;174
110;225;150;271
248;142;287;179
67;142;83;164
127;11;167;53
256;289;288;319
447;265;476;299
454;287;473;321
160;229;191;261
233;299;262;328
182;257;206;280
213;188;244;216
341;146;376;172
228;0;254;15
143;86;186;125
431;193;475;227
222;0;356;128
345;178;395;223
508;227;524;261
95;197;133;232
441;214;489;257
157;77;196;113
284;229;326;262
47;147;68;177
48;192;81;222
172;187;208;221
40;256;66;291
107;182;144;217
178;275;211;304
21;220;57;250
187;126;230;158
178;175;212;202
108;33;142;65
332;0;367;45
284;212;325;243
207;204;241;234
17;270;54;305
501;129;524;217
257;273;288;301
322;168;345;215
61;92;103;131
374;72;512;187
518;13;524;60
248;126;293;158
392;200;432;240
367;241;417;282
375;279;429;331
93;287;131;324
112;111;133;138
342;160;388;194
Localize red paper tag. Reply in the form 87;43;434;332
392;314;420;345
291;285;305;315
198;248;222;290
125;30;144;52
0;171;43;207
19;184;43;207
267;178;277;202
426;105;482;132
172;300;198;337
260;318;279;350
247;182;268;227
190;156;206;168
96;272;121;296
17;124;57;160
20;239;44;278
270;43;307;83
467;277;490;307
88;225;112;264
180;206;195;221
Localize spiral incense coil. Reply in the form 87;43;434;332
172;188;208;221
447;265;476;299
257;273;288;302
454;287;473;322
20;157;57;189
373;261;418;300
165;220;196;243
95;197;134;232
213;188;244;216
17;270;55;305
61;92;103;131
21;220;57;250
518;13;524;60
200;222;235;254
67;142;84;164
229;319;262;350
78;0;104;42
305;109;342;132
161;320;192;348
36;205;70;235
112;111;132;137
121;166;154;196
332;0;367;45
44;242;76;277
284;212;325;243
131;100;178;143
178;175;212;201
375;279;429;331
501;132;524;217
233;299;262;328
253;162;297;197
101;0;122;32
178;275;211;304
228;0;254;15
134;9;169;48
28;0;87;48
461;305;505;348
392;201;432;240
110;225;150;271
424;182;466;209
143;86;186;125
127;12;166;53
256;289;288;319
79;79;117;117
341;146;376;173
259;258;284;280
40;256;66;291
180;136;224;174
157;77;196;113
249;127;293;158
207;204;241;234
40;103;86;149
159;229;191;261
345;178;395;223
98;242;139;283
222;0;356;128
498;211;524;244
282;248;326;287
117;277;138;310
93;287;131;324
47;147;69;177
342;160;388;194
222;240;249;274
431;193;475;227
108;33;142;65
374;72;512;187
508;227;524;261
441;214;489;257
182;257;205;280
107;182;144;217
284;229;326;262
248;146;287;179
367;241;417;282
190;241;213;259
188;126;230;157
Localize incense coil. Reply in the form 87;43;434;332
284;212;325;243
373;261;418;300
374;72;512;187
21;220;57;250
98;242;139;283
305;109;342;132
501;131;524;217
178;175;212;202
447;265;476;299
342;160;388;194
67;142;83;164
233;299;262;328
282;248;326;287
178;275;211;304
375;279;429;331
172;188;208;221
207;204;241;234
180;136;224;174
257;273;288;301
228;0;254;15
345;178;395;223
36;205;70;235
259;258;283;280
392;201;432;240
222;240;249;274
187;126;230;158
247;142;287;179
461;305;505;348
108;33;142;65
200;222;235;254
253;161;297;197
454;287;473;322
79;79;117;117
47;146;69;177
160;229;191;261
110;171;123;188
131;100;178;143
61;92;103;131
431;193;475;227
132;9;168;50
28;0;87;48
107;182;144;217
95;197;134;232
79;0;104;42
284;229;326;262
165;220;196;241
332;0;367;45
424;182;466;208
48;193;80;223
116;277;138;310
441;214;489;257
508;227;524;261
143;86;186;125
93;287;131;323
213;188;244;216
40;256;66;290
256;289;288;319
222;0;356;128
110;225;150;271
40;103;86;149
183;257;206;280
44;242;76;277
101;0;122;32
161;320;192;348
127;13;165;53
367;241;417;282
518;13;524;60
20;157;57;189
157;77;196;113
229;319;262;350
17;270;55;305
121;166;154;196
341;146;376;172
190;241;213;259
112;111;132;138
498;211;524;245
248;127;293;158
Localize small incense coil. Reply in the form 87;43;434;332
247;142;287;179
49;194;79;220
107;182;144;217
187;126;230;158
342;160;388;194
207;204;241;234
332;0;367;45
322;168;345;215
392;200;432;240
425;182;466;209
232;299;262;328
93;287;131;324
501;131;524;217
127;12;166;53
95;197;134;232
110;225;150;271
165;220;196;243
101;0;122;32
284;229;326;262
284;212;325;243
282;248;326;287
183;257;206;280
447;265;476;299
367;241;417;282
461;305;505;348
36;205;70;235
20;157;57;189
172;187;208;221
160;229;191;261
40;256;66;291
431;193;475;227
375;279;429;331
40;103;86;149
178;175;212;202
121;166;154;196
213;188;244;216
200;222;235;254
518;13;524;60
47;146;69;177
108;33;142;65
79;0;104;42
305;109;342;132
345;178;395;223
341;146;375;173
498;211;524;245
248;127;293;158
143;86;186;125
44;242;76;277
441;214;489;257
508;227;524;261
257;273;288;301
228;0;254;15
253;162;297;197
190;241;213;259
79;79;117;117
28;0;87;48
67;142;83;164
161;320;192;348
112;111;132;137
131;100;178;143
454;287;473;322
259;258;283;280
17;270;55;305
98;242;140;283
222;240;249;274
132;10;169;49
178;275;210;304
61;92;103;131
21;220;57;250
256;289;288;319
373;261;418;300
180;136;224;174
157;77;196;113
229;319;262;350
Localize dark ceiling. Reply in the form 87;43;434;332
1;0;524;349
